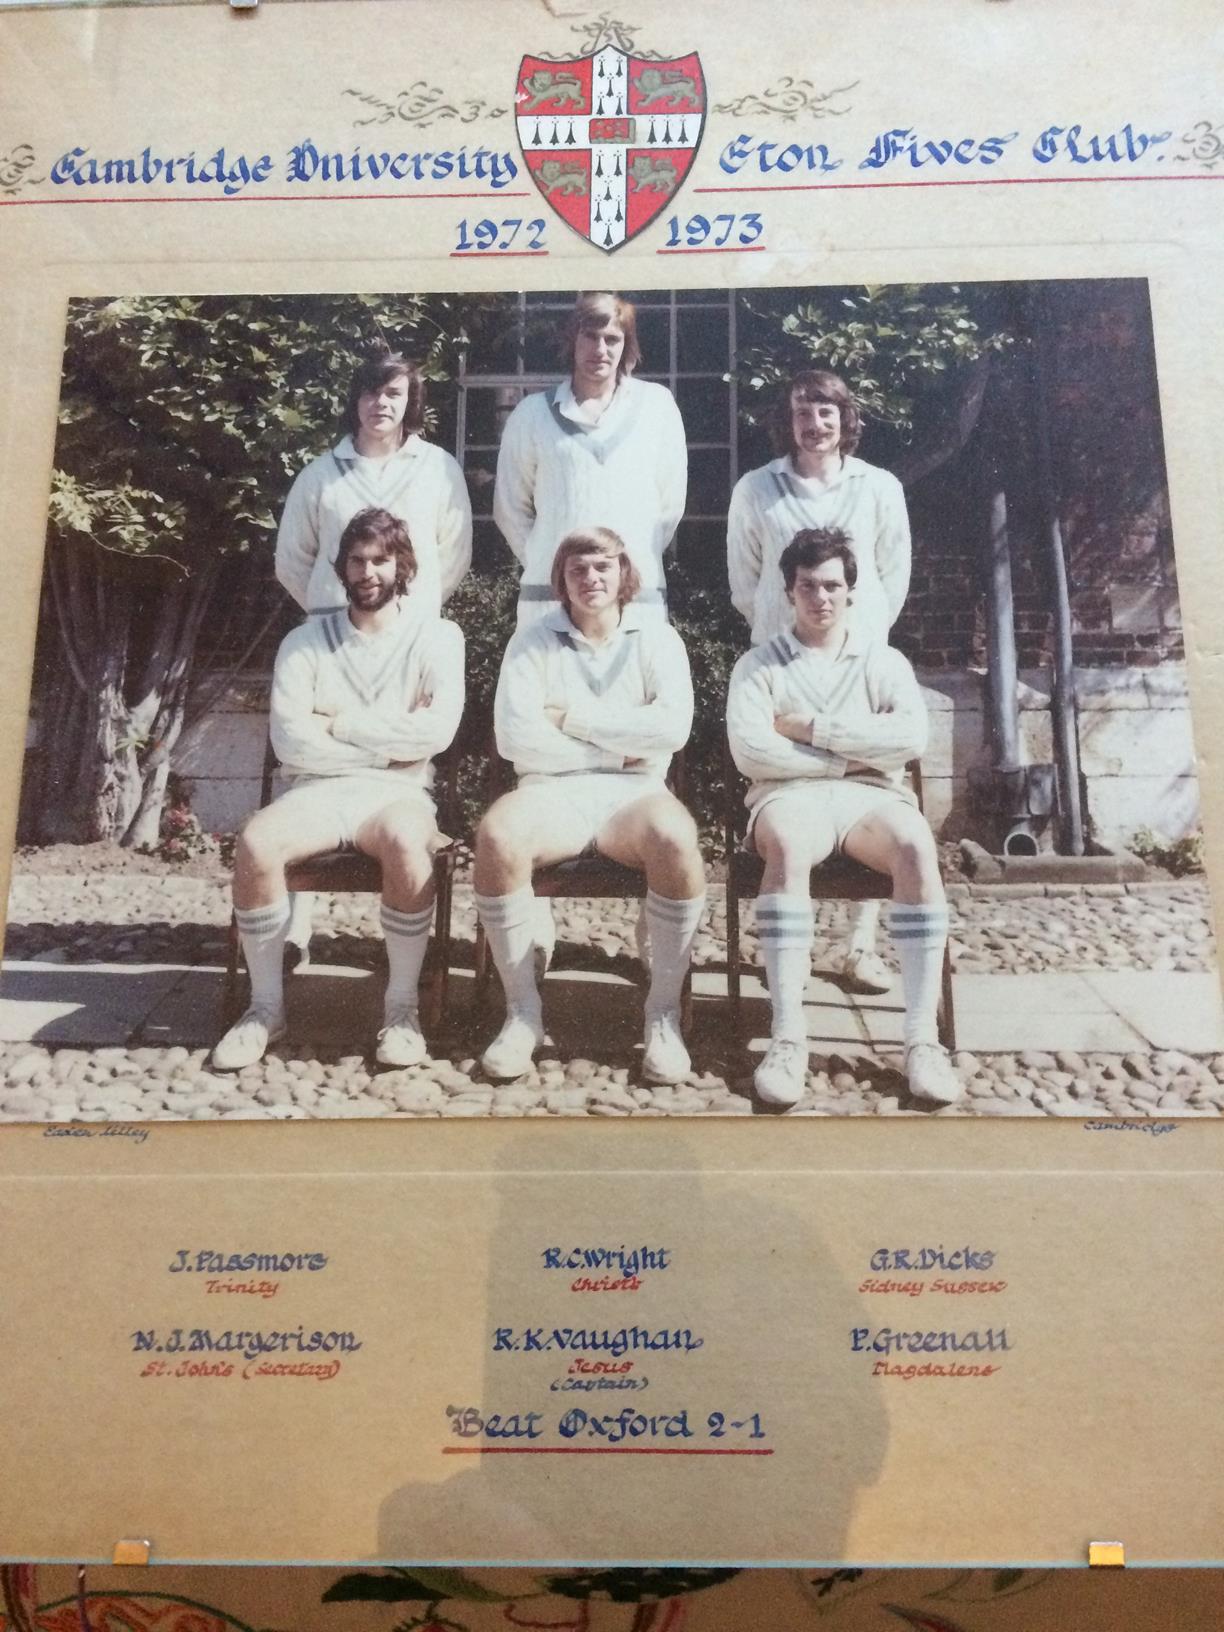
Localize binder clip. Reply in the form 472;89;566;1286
111;1539;151;1567
229;0;259;11
1088;1541;1125;1567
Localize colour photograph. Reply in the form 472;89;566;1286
0;278;1216;1121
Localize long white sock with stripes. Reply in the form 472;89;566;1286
756;893;814;1041
889;902;950;1048
476;884;543;1030
381;898;433;1017
236;896;291;1018
644;889;706;1019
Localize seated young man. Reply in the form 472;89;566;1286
726;527;960;1109
211;505;464;1071
474;527;705;1084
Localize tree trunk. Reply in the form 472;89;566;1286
120;556;220;847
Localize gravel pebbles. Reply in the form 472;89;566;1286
1;868;1220;1121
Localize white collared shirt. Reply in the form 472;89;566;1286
492;376;688;626
270;599;465;787
275;431;472;617
494;603;693;778
726;623;928;808
727;454;912;646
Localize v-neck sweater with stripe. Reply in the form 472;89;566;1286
726;455;911;646
492;377;687;625
494;606;693;780
269;605;465;789
726;628;927;811
275;433;472;617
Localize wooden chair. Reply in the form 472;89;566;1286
221;737;461;1032
472;748;693;1030
723;739;956;1048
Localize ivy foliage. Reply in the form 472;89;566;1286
48;291;512;570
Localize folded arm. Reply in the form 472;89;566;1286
495;632;623;773
809;651;928;772
270;641;383;771
332;624;466;763
727;656;848;783
561;628;693;758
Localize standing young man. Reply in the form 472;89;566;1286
474;528;705;1084
726;528;959;1110
275;349;472;962
212;507;464;1072
493;292;688;627
276;348;472;619
727;369;912;995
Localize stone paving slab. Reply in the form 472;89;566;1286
6;959;1223;1062
1080;970;1224;1052
950;971;1148;1053
0;961;193;1046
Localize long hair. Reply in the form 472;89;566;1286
333;506;418;594
343;349;426;443
770;368;863;458
550;526;643;611
560;292;642;379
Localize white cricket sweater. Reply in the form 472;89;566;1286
270;601;465;789
726;455;911;645
492;377;687;625
726;627;927;813
494;605;693;780
275;433;472;617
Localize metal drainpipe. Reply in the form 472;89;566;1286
985;483;1022;770
1027;289;1086;855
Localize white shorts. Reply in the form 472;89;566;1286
517;772;668;856
747;778;918;855
274;775;436;850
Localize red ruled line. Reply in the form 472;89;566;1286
0;191;532;207
450;250;550;258
442;1445;774;1455
694;173;1224;193
656;245;769;254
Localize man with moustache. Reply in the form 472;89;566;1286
727;368;912;997
212;506;464;1072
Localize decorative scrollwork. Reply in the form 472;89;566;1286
534;12;667;62
344;83;507;129
0;142;46;195
1174;119;1224;167
712;77;859;123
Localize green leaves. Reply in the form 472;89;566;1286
737;282;1013;440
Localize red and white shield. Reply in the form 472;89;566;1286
515;47;705;252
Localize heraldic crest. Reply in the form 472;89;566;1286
515;27;706;252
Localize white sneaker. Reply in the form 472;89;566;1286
905;1042;963;1105
481;1014;544;1080
641;1010;689;1084
376;1008;427;1068
211;1007;286;1071
754;1037;808;1109
839;946;893;994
